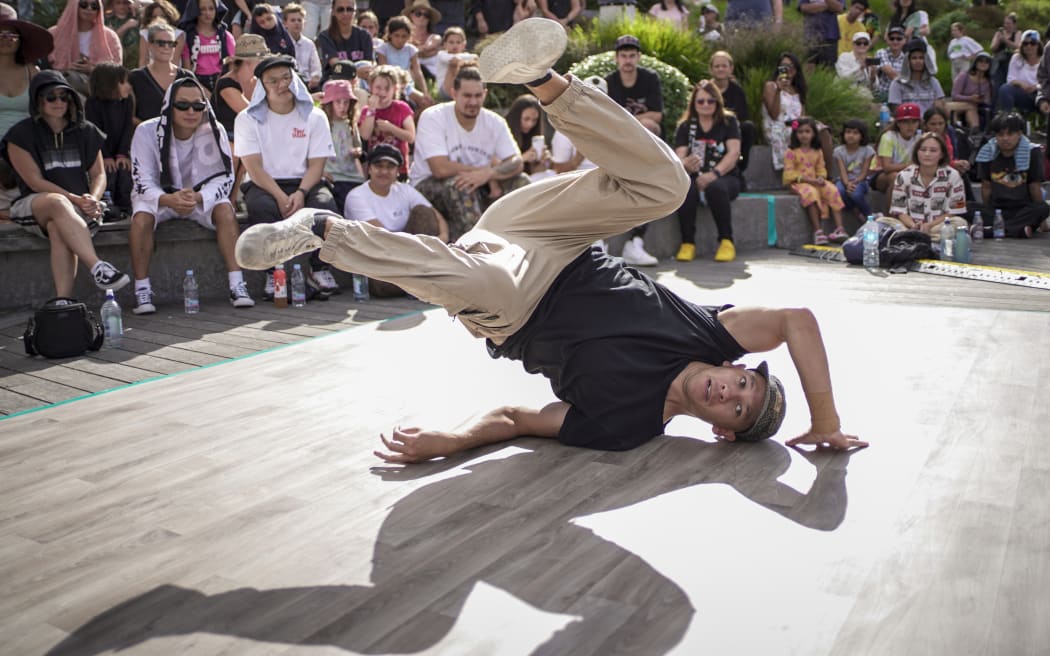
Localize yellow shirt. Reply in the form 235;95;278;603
837;13;868;56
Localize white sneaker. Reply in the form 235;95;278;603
478;18;568;85
309;268;340;294
91;260;130;291
235;210;326;270
132;287;155;315
229;281;255;308
622;236;658;266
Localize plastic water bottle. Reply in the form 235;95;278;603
183;269;199;314
940;220;955;261
273;264;288;308
992;209;1005;240
954;225;972;263
879;103;890;129
862;215;880;268
972;210;984;243
352;273;369;301
101;289;123;348
291;263;307;307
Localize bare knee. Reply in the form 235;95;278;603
130;211;157;230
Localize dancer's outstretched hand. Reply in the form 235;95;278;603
786;428;868;451
375;427;460;464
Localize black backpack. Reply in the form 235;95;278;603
23;297;104;359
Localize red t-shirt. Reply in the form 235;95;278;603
361;100;413;175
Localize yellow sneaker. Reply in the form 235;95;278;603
675;242;696;262
714;239;736;262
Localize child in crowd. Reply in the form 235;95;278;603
320;79;365;210
946;22;982;81
433;27;477;101
360;65;415;180
283;3;323;90
138;0;184;66
871;102;922;193
105;0;140;69
85;62;134;217
180;0;236;93
783;117;848;245
248;3;295;58
833;119;875;223
356;10;384;52
376;16;432;110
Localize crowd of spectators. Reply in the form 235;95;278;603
1;0;1049;308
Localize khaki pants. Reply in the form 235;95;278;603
319;76;688;342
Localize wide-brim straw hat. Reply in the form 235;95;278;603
223;34;270;65
0;19;54;62
402;0;441;25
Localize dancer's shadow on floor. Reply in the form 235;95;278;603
46;437;859;655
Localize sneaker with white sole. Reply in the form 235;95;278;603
478;18;567;85
235;210;326;270
622;236;658;266
229;281;255;308
309;268;340;294
92;260;130;291
132;287;155;315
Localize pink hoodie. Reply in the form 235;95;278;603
48;0;122;71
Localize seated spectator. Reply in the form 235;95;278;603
213;34;268;203
345;143;448;295
473;0;517;36
674;80;742;263
513;0;537;25
648;0;688;31
129;23;198;124
798;0;840;68
874;25;907;103
832;118;875;223
356;9;383;51
1038;43;1050;158
870;102;921;193
404;0;442;81
377;16;433;110
248;3;295;58
506;94;549;180
409;65;526;242
433;27;477;101
761;52;833;172
138;0;184;68
129;78;252;313
85;62;133;216
708;50;754;173
234;54;340;297
537;0;581;29
783;116;848;245
283;4;322;91
180;0;237;94
972;112;1049;238
319;80;364;209
0;16;50;220
950;51;993;130
360;64;415;179
105;0;139;69
836;0;869;56
887;38;944;116
697;4;722;43
946;22;981;81
317;0;375;82
883;132;967;241
923;106;972;195
998;30;1042;114
48;0;123;97
990;12;1021;93
1;71;129;296
889;0;929;43
835;31;876;96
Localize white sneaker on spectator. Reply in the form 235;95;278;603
622;236;658;266
309;268;340;294
132;287;155;315
478;18;567;85
229;281;255;308
235;210;324;270
91;260;130;291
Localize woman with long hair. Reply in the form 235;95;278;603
998;30;1043;115
505;94;547;177
128;22;197;123
47;0;123;96
403;0;442;80
213;34;269;204
179;0;237;94
316;0;375;81
888;0;929;41
990;12;1021;93
884;131;967;240
761;52;832;172
647;0;688;31
674;80;742;263
950;51;992;130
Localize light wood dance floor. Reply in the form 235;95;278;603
2;254;1048;655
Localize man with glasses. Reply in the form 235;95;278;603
234;54;340;299
316;0;373;83
874;25;907;103
128;77;253;314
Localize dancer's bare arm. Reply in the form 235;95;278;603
375;402;570;464
718;306;867;450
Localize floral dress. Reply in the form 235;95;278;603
761;89;802;170
783;147;845;216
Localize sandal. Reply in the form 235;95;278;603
813;229;829;245
828;227;849;242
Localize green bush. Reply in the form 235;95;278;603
564;16;710;84
718;19;809;83
568;51;691;138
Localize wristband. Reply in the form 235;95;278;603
713;168;723;178
296;187;308;197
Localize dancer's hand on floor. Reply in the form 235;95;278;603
786;428;868;451
375;427;460;463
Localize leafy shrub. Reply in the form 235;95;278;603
564;16;710;83
568;51;691;138
718;19;809;83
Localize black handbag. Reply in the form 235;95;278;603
23;297;104;359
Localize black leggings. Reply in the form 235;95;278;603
676;173;741;244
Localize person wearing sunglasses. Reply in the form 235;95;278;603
1;70;130;296
835;30;876;94
835;0;870;57
128;22;198;123
46;0;123;97
128;77;254;314
998;30;1043;115
317;0;373;83
873;25;907;103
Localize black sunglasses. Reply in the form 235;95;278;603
151;39;177;47
855;40;870;45
412;10;429;17
888;35;904;41
78;1;100;10
172;100;207;112
42;91;70;103
333;6;356;12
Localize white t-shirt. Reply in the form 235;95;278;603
173;136;194;188
947;36;982;62
234;106;334;179
409;102;520;185
344;181;432;231
78;31;92;57
432;50;478;91
551;130;595;171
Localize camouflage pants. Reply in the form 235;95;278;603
414;173;531;242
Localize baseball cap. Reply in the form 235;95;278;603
852;31;871;43
367;143;404;167
701;4;718;16
895;102;921;121
615;34;641;52
328;59;357;81
1021;29;1041;44
735;361;786;443
887;26;905;38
